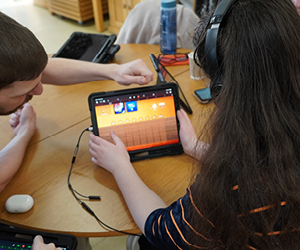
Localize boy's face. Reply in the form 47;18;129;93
292;0;300;14
0;74;43;115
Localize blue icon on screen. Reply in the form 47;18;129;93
126;101;138;112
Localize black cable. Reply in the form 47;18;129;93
68;127;139;236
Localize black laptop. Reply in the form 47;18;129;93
0;224;77;250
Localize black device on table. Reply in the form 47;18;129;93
0;224;77;250
52;32;120;64
149;54;193;114
88;83;184;161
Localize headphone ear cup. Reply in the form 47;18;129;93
204;0;237;100
209;78;223;99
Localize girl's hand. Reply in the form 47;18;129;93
89;131;131;175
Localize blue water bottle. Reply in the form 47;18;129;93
160;0;177;54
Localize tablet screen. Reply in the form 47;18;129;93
0;239;32;250
91;85;179;152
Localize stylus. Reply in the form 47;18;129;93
150;54;159;71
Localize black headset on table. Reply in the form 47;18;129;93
204;0;238;98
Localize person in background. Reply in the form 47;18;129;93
292;0;300;14
89;0;300;249
0;11;153;194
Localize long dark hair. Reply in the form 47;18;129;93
189;0;300;248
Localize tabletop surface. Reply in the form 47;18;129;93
0;44;213;237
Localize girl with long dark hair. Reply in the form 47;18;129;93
89;0;300;248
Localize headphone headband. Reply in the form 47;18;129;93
205;0;238;76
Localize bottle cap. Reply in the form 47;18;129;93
161;0;176;8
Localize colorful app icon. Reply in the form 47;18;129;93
114;102;125;114
126;101;138;112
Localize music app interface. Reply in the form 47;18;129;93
94;88;179;151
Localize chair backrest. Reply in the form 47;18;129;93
115;0;200;50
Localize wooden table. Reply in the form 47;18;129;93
0;44;213;237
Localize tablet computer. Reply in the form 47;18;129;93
52;32;118;64
88;83;184;161
150;54;193;114
0;225;77;250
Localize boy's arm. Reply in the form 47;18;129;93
0;103;36;192
41;58;153;86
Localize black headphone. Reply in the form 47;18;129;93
204;0;238;98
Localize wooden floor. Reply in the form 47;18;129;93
0;1;128;249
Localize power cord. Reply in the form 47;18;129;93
67;127;140;236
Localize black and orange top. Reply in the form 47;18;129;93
145;187;218;249
144;187;289;250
